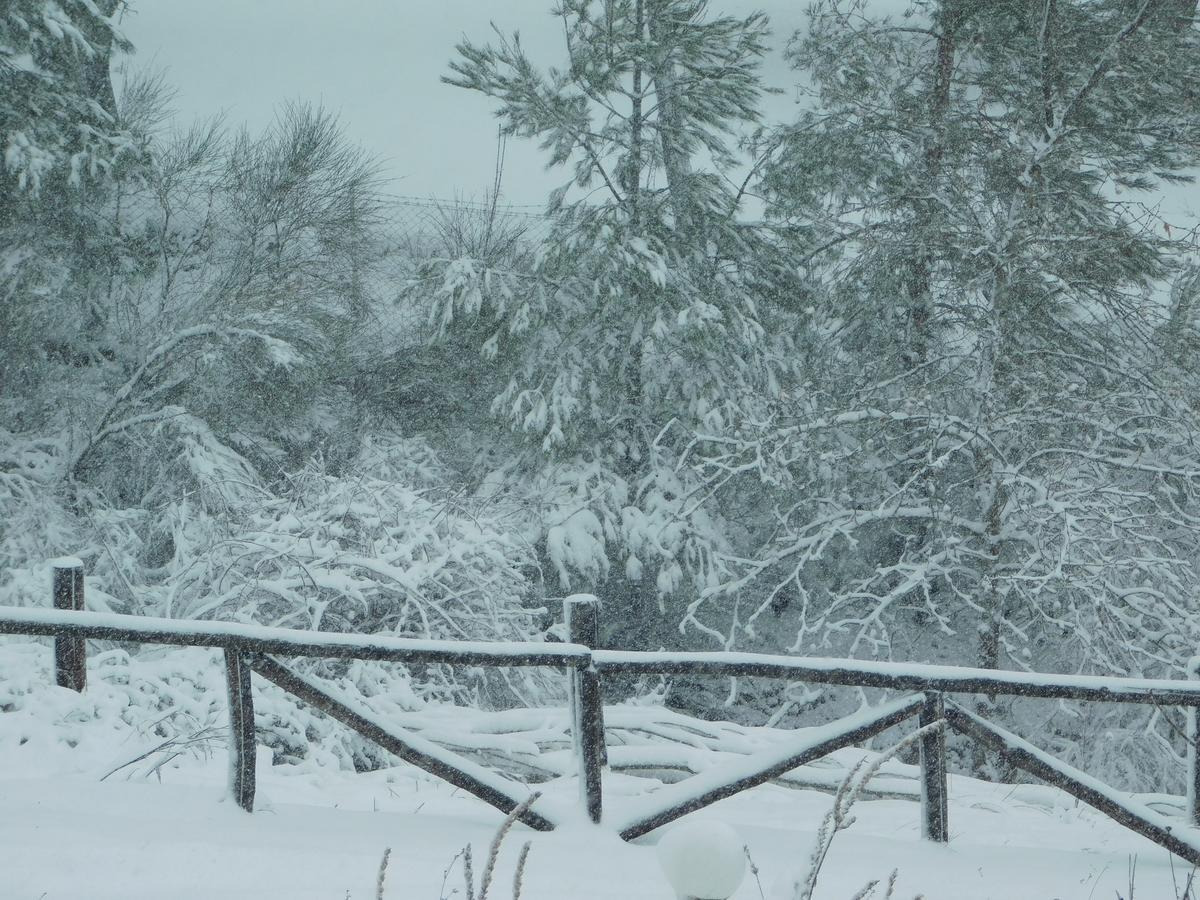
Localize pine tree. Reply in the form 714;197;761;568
427;0;797;649
1;0;140;413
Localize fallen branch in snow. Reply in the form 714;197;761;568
374;700;925;804
617;695;926;840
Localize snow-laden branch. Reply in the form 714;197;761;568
70;324;299;478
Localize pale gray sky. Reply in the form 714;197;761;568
119;0;805;205
118;1;1197;227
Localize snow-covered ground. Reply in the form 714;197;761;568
3;738;1198;899
1;638;1195;898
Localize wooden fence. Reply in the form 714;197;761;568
4;559;1200;865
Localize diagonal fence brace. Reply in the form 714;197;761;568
616;693;926;841
944;699;1200;867
248;653;556;832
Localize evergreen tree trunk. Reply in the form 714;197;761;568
628;0;646;224
646;0;694;230
903;0;961;371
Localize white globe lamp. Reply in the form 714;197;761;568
656;819;747;900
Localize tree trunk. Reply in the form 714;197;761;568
902;0;962;370
645;0;694;231
627;0;646;224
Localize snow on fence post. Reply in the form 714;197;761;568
918;692;948;842
224;649;256;813
1188;657;1200;826
564;594;604;824
50;557;86;692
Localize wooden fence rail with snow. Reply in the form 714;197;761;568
8;602;1200;705
4;564;1200;866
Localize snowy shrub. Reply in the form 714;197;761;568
0;643;227;780
0;641;389;775
157;438;544;633
0;430;81;604
1;422;558;771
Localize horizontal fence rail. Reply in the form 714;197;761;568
6;606;1200;704
592;649;1200;706
0;606;591;668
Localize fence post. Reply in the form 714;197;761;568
51;557;86;692
1189;657;1200;827
919;691;948;842
224;648;256;813
564;594;604;824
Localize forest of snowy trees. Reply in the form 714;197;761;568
4;0;1200;791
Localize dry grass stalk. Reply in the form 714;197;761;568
511;841;532;900
794;721;943;900
438;792;541;900
375;846;391;900
478;793;541;900
464;844;476;900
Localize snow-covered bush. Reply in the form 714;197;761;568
0;641;419;775
152;433;554;708
0;430;82;604
1;423;558;771
0;643;228;780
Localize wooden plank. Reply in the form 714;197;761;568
51;560;86;692
944;700;1200;867
618;694;925;841
565;595;608;763
592;649;1200;706
247;654;556;832
1189;657;1200;826
575;665;604;824
565;596;604;824
918;692;948;842
0;606;588;669
224;649;256;812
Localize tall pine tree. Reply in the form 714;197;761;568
426;0;796;650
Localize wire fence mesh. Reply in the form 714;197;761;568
363;192;788;346
359;193;558;346
378;194;556;263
